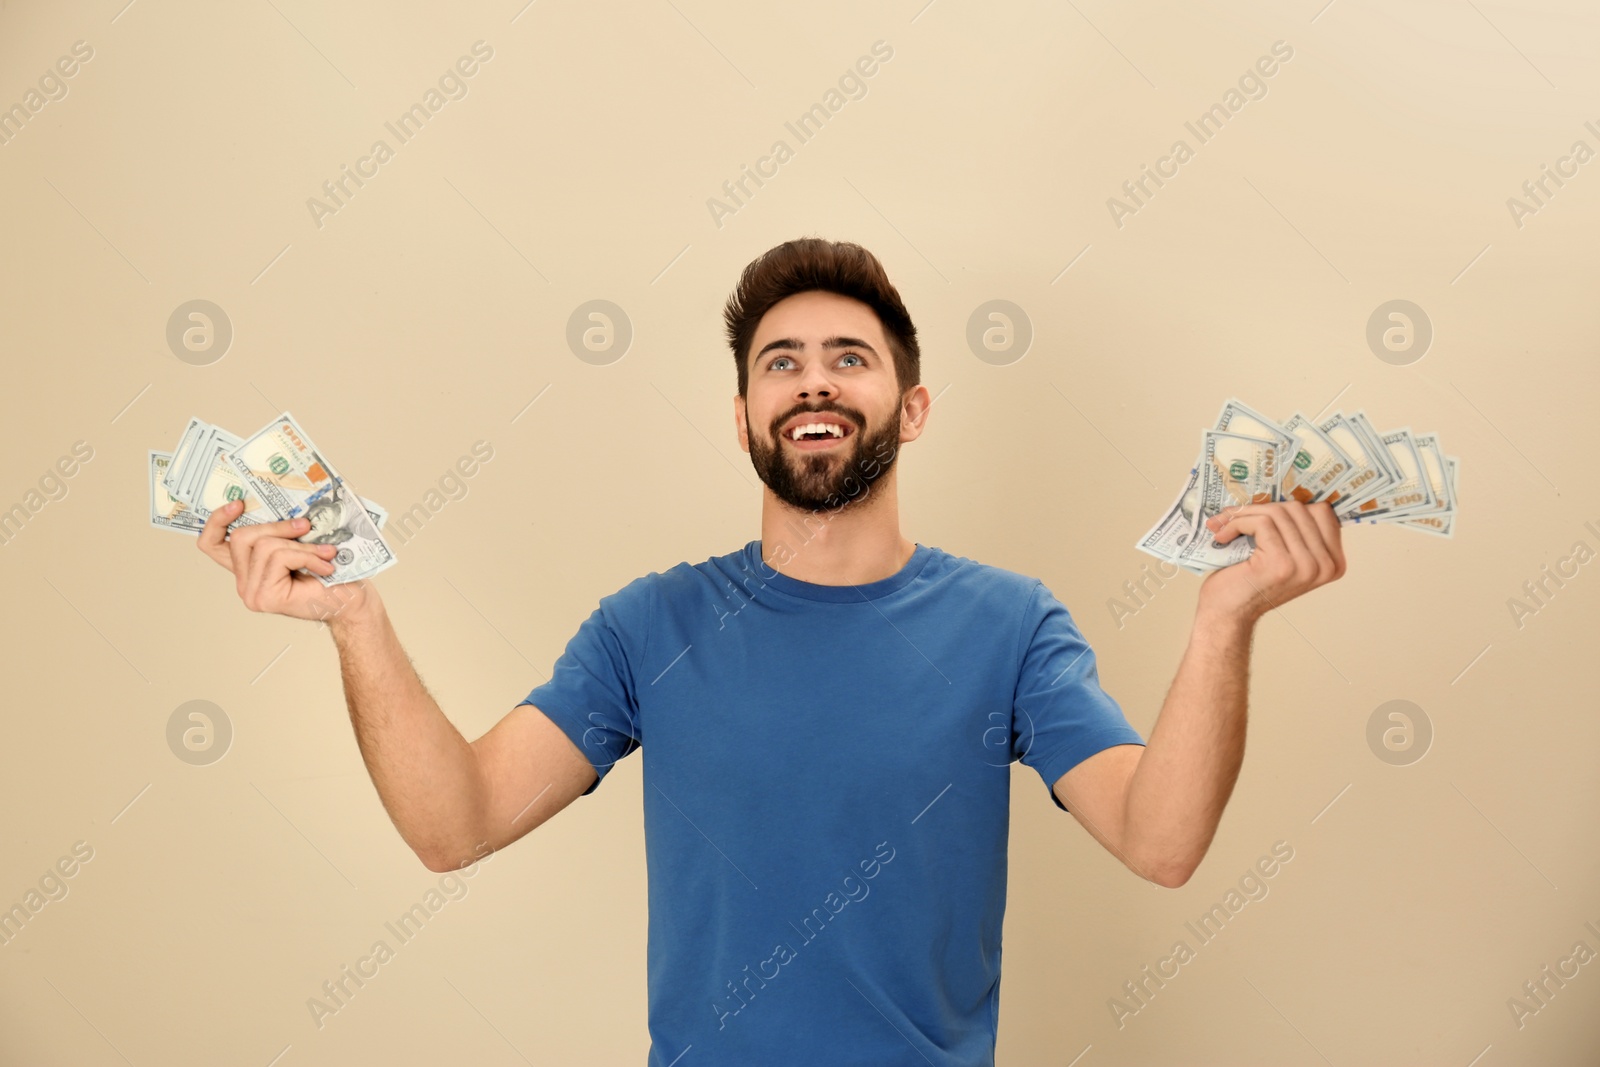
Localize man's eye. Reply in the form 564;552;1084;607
768;353;864;369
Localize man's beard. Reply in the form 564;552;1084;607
747;404;901;513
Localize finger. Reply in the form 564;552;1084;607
1279;501;1336;583
252;539;337;591
1255;507;1317;583
244;541;337;608
1216;506;1311;582
197;499;246;570
1206;510;1291;612
229;515;311;585
1305;502;1347;579
1206;503;1271;542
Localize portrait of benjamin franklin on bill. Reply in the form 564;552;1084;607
301;483;356;546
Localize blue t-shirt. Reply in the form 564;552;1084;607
518;539;1146;1066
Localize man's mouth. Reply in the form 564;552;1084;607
784;420;855;450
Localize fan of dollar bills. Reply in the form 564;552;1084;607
1138;398;1459;575
148;411;397;586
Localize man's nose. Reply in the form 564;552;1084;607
795;361;835;399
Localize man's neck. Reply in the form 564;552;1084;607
758;475;915;587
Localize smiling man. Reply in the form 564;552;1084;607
199;237;1347;1066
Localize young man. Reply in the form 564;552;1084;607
199;238;1346;1065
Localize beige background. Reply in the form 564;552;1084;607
2;0;1598;1063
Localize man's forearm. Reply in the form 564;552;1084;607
325;585;489;869
1123;605;1254;885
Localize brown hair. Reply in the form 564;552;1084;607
723;237;920;399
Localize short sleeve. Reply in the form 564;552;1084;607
1013;581;1146;812
517;576;652;797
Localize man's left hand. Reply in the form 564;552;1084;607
1198;500;1347;624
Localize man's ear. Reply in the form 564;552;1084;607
734;393;749;453
899;384;933;443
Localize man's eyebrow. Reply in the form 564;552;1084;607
755;335;879;360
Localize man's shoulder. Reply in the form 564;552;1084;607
603;543;753;604
921;545;1043;599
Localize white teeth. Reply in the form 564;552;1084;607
790;422;846;440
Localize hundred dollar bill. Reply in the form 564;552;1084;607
1321;412;1391;518
1334;411;1405;516
175;425;208;505
1177;430;1284;569
1213;399;1298;496
1352;412;1405;480
225;412;396;585
1390;438;1456;537
1281;412;1355;504
1136;459;1211;568
1411;456;1459;537
1342;428;1436;520
150;451;207;534
165;417;210;499
1138;403;1460;568
189;427;277;529
1378;433;1447;520
179;422;227;507
185;426;390;531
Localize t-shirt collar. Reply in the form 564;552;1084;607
741;539;932;603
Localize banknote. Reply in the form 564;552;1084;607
1177;429;1284;570
1280;412;1355;504
1393;455;1458;538
164;417;209;498
182;429;387;534
1317;413;1390;510
224;412;396;585
186;428;274;528
1363;436;1457;536
1383;432;1448;522
1213;398;1299;466
1333;411;1404;520
149;451;207;534
1136;460;1204;566
1340;429;1435;521
1138;400;1460;573
149;418;393;583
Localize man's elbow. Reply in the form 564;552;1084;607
1149;864;1193;889
1130;853;1195;889
418;849;457;874
416;836;491;873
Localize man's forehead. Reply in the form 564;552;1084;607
753;299;885;354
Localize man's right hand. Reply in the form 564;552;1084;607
198;498;354;622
